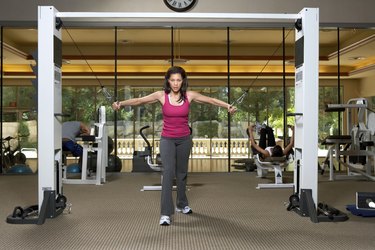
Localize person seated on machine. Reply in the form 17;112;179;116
248;124;294;159
62;121;90;157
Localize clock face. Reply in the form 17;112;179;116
163;0;197;12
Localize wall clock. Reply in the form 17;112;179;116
163;0;197;12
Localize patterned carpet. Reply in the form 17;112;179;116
1;172;375;250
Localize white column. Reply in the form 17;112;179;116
294;8;319;206
37;6;62;209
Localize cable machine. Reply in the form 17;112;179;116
6;6;334;224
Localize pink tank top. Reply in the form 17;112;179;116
161;93;190;138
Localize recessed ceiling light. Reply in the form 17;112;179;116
349;56;366;60
166;58;189;64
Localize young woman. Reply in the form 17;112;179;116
112;66;237;226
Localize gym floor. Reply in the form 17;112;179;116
1;172;374;250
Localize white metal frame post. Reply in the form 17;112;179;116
294;8;319;205
38;6;63;209
6;6;66;225
291;8;346;222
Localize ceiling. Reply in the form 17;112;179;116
2;27;375;81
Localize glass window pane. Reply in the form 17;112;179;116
17;86;36;108
319;86;341;144
3;87;17;108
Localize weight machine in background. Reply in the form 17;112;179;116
62;106;108;185
322;98;375;181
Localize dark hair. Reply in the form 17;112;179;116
163;66;188;103
272;145;284;157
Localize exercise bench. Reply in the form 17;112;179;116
254;154;294;189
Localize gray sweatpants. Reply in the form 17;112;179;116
160;135;192;216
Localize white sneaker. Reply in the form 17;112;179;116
159;215;171;226
176;206;192;214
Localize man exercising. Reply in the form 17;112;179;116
248;124;294;158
